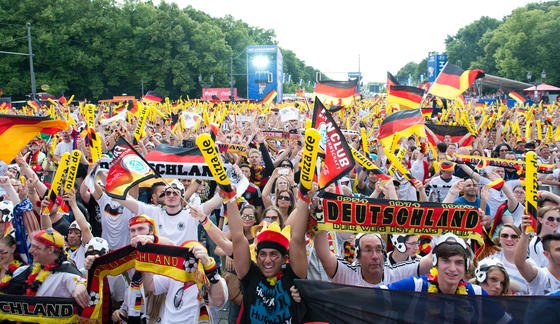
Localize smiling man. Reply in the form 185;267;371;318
381;233;484;295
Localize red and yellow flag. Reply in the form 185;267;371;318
428;63;485;99
508;91;528;105
378;109;425;149
387;85;424;109
313;80;357;107
0;115;68;163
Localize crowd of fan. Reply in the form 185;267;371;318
0;98;560;323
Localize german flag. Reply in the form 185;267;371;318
428;63;485;99
313;80;356;107
259;89;277;105
105;137;158;199
0;115;68;163
387;72;399;87
142;91;162;103
509;91;528;105
425;123;474;147
378;109;426;149
387;85;424;109
486;178;505;190
58;96;67;105
27;100;41;112
421;108;433;118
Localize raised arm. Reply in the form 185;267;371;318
287;190;311;279
313;230;338;278
514;215;538;283
64;189;93;245
227;197;251;279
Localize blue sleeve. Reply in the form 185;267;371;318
386;277;417;292
485;203;491;217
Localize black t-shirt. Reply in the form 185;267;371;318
239;262;301;323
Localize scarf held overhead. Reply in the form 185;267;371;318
314;192;484;245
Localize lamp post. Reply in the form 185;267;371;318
527;71;537;100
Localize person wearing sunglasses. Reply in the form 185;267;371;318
515;213;560;295
274;189;294;224
6;228;89;307
115;179;222;245
526;206;560;268
479;224;529;294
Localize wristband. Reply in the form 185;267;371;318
206;269;220;284
200;216;209;226
203;220;213;231
203;257;217;273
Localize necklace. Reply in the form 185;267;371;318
25;263;58;296
0;260;23;292
427;267;468;295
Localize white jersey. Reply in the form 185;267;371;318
331;258;419;287
54;141;74;159
529;236;548;268
15;263;85;298
67;244;86;271
427;176;460;202
153;274;227;324
96;193;134;250
528;267;560;295
138;203;199;245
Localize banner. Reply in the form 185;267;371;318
84;244;200;322
314;192;484;244
295;279;560;324
262;130;300;140
453;154;554;174
312;98;355;189
0;295;79;323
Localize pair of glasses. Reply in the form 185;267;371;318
406;241;420;246
241;214;255;220
546;216;560;223
165;191;180;197
500;233;520;239
280;164;292;168
499;149;508;152
277;196;291;201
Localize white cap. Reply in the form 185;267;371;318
164;179;185;193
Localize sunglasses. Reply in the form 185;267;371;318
500;233;520;239
277;196;291;201
546;216;560;223
241;214;255;220
280;164;292;168
164;191;180;197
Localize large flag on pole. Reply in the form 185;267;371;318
312;97;355;189
313;80;357;108
428;63;485;99
378;109;426;149
0;115;69;163
105;137;158;199
387;85;425;109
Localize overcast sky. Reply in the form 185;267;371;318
169;0;541;83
